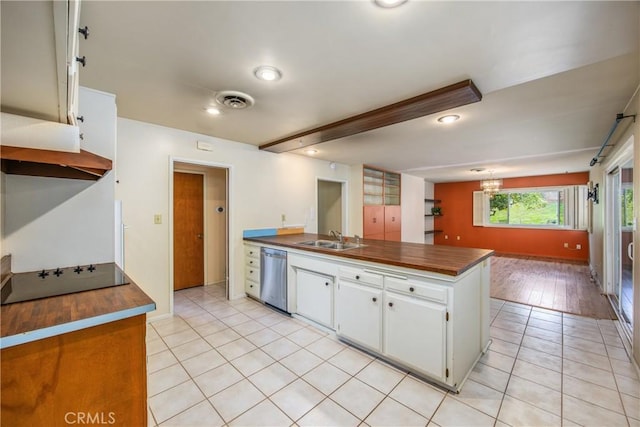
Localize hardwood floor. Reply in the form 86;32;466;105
490;256;617;319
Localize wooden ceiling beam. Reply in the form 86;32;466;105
259;79;482;153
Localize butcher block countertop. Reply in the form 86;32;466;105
0;269;155;349
244;233;494;277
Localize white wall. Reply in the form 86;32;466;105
401;173;426;243
115;118;351;317
348;164;364;236
2;88;116;272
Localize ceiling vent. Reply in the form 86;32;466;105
215;91;254;110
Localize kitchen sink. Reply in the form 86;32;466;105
296;240;365;251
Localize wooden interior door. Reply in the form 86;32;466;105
174;172;204;290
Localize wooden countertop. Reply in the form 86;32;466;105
1;269;155;348
244;233;494;276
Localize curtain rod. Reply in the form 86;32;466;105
589;113;636;167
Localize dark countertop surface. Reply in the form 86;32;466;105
244;233;494;277
1;265;155;348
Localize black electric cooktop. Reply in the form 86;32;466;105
1;263;130;305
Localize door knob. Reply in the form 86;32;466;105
372;297;377;302
197;233;203;239
388;302;394;307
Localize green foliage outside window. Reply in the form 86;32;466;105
489;191;565;226
622;187;634;227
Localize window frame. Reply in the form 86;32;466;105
473;185;588;231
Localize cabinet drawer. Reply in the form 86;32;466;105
245;279;260;298
246;257;259;268
385;277;448;304
245;266;260;282
244;245;260;259
339;267;383;288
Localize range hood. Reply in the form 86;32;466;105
1;113;112;181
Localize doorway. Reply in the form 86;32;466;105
172;162;229;299
605;142;634;339
317;179;347;235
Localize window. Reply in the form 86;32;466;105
473;185;588;230
489;190;564;226
622;184;633;229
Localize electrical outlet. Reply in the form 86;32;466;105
154;214;162;224
564;243;569;248
576;244;582;250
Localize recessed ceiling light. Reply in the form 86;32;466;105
254;65;282;81
305;149;318;155
206;107;221;116
437;114;460;124
373;0;408;8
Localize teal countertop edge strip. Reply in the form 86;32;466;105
0;302;156;349
243;228;278;238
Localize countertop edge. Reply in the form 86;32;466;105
0;302;156;349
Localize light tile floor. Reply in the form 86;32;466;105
147;285;640;427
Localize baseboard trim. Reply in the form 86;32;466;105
493;252;588;265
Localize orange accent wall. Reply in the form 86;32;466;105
433;172;590;262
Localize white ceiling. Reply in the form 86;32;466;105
3;1;639;182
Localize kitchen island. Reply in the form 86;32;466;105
244;233;493;392
0;262;155;427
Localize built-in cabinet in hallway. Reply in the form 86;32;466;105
363;166;401;241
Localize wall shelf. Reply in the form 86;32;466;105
425;199;442;236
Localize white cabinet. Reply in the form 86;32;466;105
384;291;447;382
296;269;334;328
244;244;261;299
276;245;490;392
336;270;383;352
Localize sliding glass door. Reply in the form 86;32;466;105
608;157;634;335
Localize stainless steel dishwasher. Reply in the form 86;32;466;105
260;247;288;312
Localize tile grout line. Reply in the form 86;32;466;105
597;318;633;425
491;302;532;427
151;290;637;427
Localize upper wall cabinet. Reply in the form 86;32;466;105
1;0;83;131
363;166;402;241
363;166;401;206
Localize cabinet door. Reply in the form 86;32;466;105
245;280;260;299
384;206;401;241
384;206;401;232
336;280;382;352
384;292;447;381
296;269;333;327
364;206;385;239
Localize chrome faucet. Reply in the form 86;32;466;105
354;235;361;246
330;230;343;243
